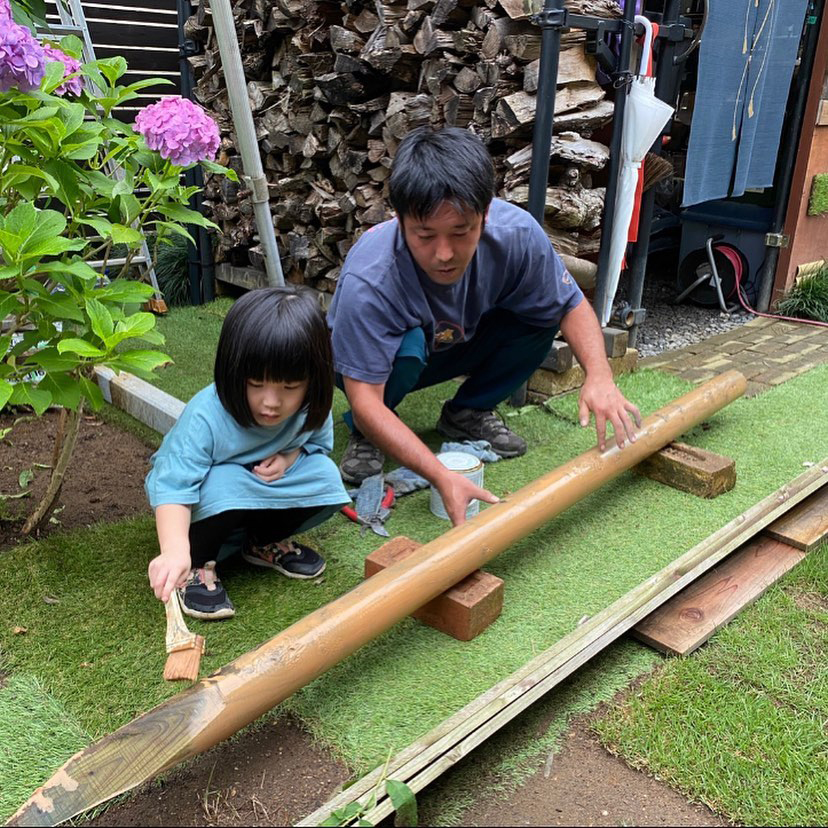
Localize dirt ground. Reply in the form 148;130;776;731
0;409;153;549
2;412;731;827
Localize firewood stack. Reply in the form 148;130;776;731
185;0;621;292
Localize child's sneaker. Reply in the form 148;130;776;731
242;540;326;579
178;561;235;620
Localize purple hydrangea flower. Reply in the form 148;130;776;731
0;0;11;20
0;18;47;92
135;96;220;167
41;43;83;96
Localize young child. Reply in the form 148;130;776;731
146;286;350;619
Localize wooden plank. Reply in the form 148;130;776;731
764;485;828;551
632;536;807;656
298;462;828;828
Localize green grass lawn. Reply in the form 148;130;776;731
595;543;828;827
1;300;827;823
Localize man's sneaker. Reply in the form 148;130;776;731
436;401;527;458
178;561;235;620
339;433;384;484
243;540;326;579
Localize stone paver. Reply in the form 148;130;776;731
640;317;828;395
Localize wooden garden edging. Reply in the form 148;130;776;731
299;460;828;827
9;371;747;827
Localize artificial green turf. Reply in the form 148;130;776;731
0;673;90;820
2;338;828;820
595;543;828;827
150;298;233;401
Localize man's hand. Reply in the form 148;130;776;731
435;469;500;526
578;373;641;452
148;548;192;603
252;449;301;482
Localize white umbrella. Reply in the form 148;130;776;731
599;16;675;326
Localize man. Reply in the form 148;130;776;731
328;126;640;525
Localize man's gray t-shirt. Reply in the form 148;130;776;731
328;198;584;384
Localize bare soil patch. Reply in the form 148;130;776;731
792;588;828;615
456;717;730;827
87;716;350;827
0;409;153;551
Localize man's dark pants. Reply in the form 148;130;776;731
337;309;558;431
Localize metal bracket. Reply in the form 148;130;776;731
531;8;568;29
612;305;647;329
585;20;622;75
181;38;199;57
765;232;790;248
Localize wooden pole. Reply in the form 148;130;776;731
9;371;747;827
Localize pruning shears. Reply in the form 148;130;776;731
341;484;395;537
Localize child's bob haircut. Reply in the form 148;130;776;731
214;286;333;431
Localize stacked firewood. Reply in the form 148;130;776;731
185;0;620;291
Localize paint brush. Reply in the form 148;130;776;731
163;590;205;682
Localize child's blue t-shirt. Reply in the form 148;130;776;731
145;385;348;522
327;198;583;384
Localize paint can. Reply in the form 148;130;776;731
429;451;484;521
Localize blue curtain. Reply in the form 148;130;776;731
683;0;809;207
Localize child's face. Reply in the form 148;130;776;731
246;378;309;427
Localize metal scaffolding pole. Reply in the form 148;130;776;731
209;0;284;286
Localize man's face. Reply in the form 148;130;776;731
400;201;486;286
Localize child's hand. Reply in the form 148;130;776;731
252;449;300;483
148;549;191;603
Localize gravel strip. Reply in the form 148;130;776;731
615;278;756;357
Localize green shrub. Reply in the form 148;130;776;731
153;234;192;307
775;268;828;322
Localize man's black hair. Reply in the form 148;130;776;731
389;126;495;221
214;285;333;431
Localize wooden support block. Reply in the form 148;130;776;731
637;441;736;498
603;326;629;358
764;485;828;551
540;339;573;373
364;536;504;641
633;536;806;656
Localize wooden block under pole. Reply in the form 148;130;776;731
636;442;736;498
364;536;504;642
764;485;828;551
633;536;806;656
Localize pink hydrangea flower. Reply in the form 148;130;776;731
135;96;220;167
0;17;47;92
41;43;83;96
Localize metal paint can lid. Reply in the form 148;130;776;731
430;451;485;521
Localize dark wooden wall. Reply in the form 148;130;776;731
45;0;182;121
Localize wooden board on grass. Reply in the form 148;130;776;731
764;485;828;551
632;536;806;656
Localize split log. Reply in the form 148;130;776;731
185;0;618;291
505;182;605;231
10;372;749;828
